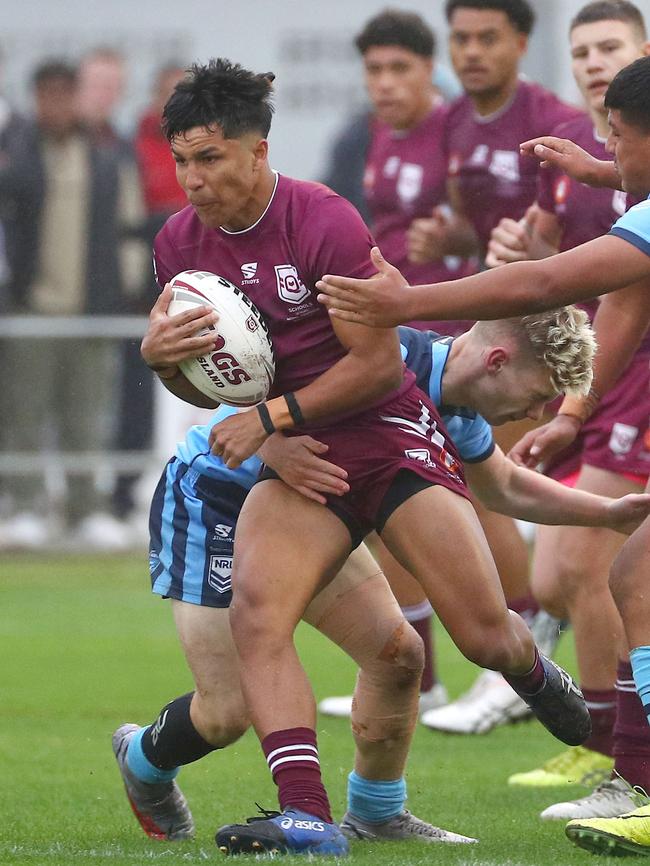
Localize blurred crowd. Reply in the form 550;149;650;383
0;47;188;551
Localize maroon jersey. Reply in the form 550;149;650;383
364;105;474;335
444;80;583;254
154;173;410;402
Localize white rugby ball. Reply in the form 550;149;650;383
167;270;274;406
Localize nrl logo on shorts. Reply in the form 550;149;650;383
208;555;232;593
275;264;310;304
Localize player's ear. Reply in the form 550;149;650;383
485;346;508;373
252;138;268;167
516;33;528;58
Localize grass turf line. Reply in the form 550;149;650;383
1;553;623;864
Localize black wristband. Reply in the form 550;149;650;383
257;403;276;435
285;391;305;426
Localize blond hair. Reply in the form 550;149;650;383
476;307;596;396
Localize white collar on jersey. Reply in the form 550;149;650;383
219;170;279;236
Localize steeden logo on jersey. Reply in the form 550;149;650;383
241;262;259;285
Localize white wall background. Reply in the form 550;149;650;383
0;0;621;182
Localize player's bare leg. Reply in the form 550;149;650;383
113;605;247;841
220;479;353;854
303;533;477;844
515;467;650;804
610;511;650;714
379;484;590;746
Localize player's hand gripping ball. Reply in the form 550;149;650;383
167;270;274;406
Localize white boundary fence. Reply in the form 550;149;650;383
0;316;215;486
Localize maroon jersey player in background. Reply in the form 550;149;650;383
317;8;465;728
484;0;650;816
409;0;583;732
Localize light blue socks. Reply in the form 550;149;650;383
347;770;406;823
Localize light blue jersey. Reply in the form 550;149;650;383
609;195;650;257
398;326;495;464
175;404;262;489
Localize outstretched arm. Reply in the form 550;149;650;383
316;237;650;327
510;276;650;467
520;136;622;190
467;445;650;535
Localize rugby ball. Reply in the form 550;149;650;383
167;270;274;406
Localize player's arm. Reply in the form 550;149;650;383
520;136;621;189
466;445;650;535
510;276;650;467
258;433;349;504
141;282;221;409
406;181;479;263
316;234;650;327
210;318;404;469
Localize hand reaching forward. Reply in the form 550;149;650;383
317;246;412;327
520;136;612;187
508;415;582;468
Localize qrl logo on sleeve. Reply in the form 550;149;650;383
275;264;310;304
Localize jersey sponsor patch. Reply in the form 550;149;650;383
208;555;233;593
609;422;639;456
490;149;520;183
241;262;259;285
397;162;424;204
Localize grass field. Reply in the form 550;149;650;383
1;553;623;865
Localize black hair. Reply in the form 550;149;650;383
355;9;436;57
570;0;647;39
445;0;535;35
32;59;77;89
605;54;650;132
162;58;275;142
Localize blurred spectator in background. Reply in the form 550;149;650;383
78;47;127;145
0;45;39;523
134;62;187;244
110;61;188;522
0;58;147;551
0;45;39;314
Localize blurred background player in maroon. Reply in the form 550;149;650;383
410;0;583;736
484;0;650;819
358;10;474;334
408;0;582;266
319;9;469;724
